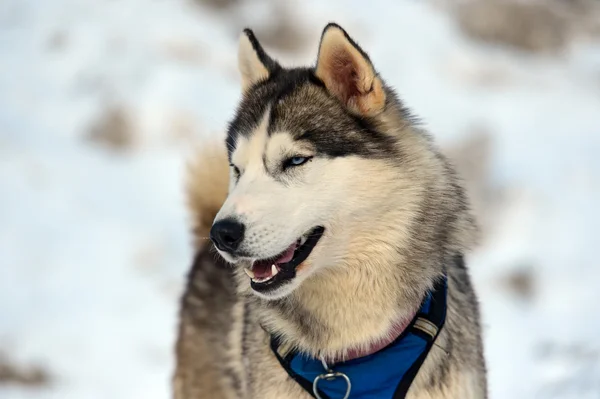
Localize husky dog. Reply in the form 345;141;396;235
174;24;487;399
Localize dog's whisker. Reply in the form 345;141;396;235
433;342;450;356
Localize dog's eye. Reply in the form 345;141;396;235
283;156;312;169
290;157;307;166
230;164;241;178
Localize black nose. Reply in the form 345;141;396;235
210;219;245;253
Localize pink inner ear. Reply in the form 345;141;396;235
327;48;361;103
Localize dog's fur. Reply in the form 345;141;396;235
174;24;487;399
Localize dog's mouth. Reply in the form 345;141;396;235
244;226;325;293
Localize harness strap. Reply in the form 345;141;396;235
393;273;447;399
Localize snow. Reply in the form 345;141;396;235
1;0;599;398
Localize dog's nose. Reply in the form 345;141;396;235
210;219;245;253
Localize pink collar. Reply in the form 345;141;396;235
329;311;417;364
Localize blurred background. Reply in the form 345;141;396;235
1;0;600;398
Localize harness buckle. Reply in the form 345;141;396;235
313;357;351;399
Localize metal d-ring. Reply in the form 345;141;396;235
313;357;351;399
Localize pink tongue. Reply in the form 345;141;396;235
275;244;297;264
252;243;296;279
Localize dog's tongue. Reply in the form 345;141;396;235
252;243;296;279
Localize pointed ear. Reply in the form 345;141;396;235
315;24;386;116
238;29;279;92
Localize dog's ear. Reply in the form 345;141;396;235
315;24;386;117
238;29;280;92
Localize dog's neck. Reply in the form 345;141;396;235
256;264;433;361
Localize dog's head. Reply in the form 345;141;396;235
210;24;411;299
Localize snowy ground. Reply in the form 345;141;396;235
1;0;599;398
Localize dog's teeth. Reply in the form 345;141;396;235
300;236;308;245
252;275;272;283
271;264;279;276
244;268;255;278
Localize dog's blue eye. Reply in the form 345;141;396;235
284;156;311;169
291;157;307;165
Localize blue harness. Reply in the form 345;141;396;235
270;271;448;399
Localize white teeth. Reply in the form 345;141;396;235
248;265;280;284
252;276;272;283
300;236;308;245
